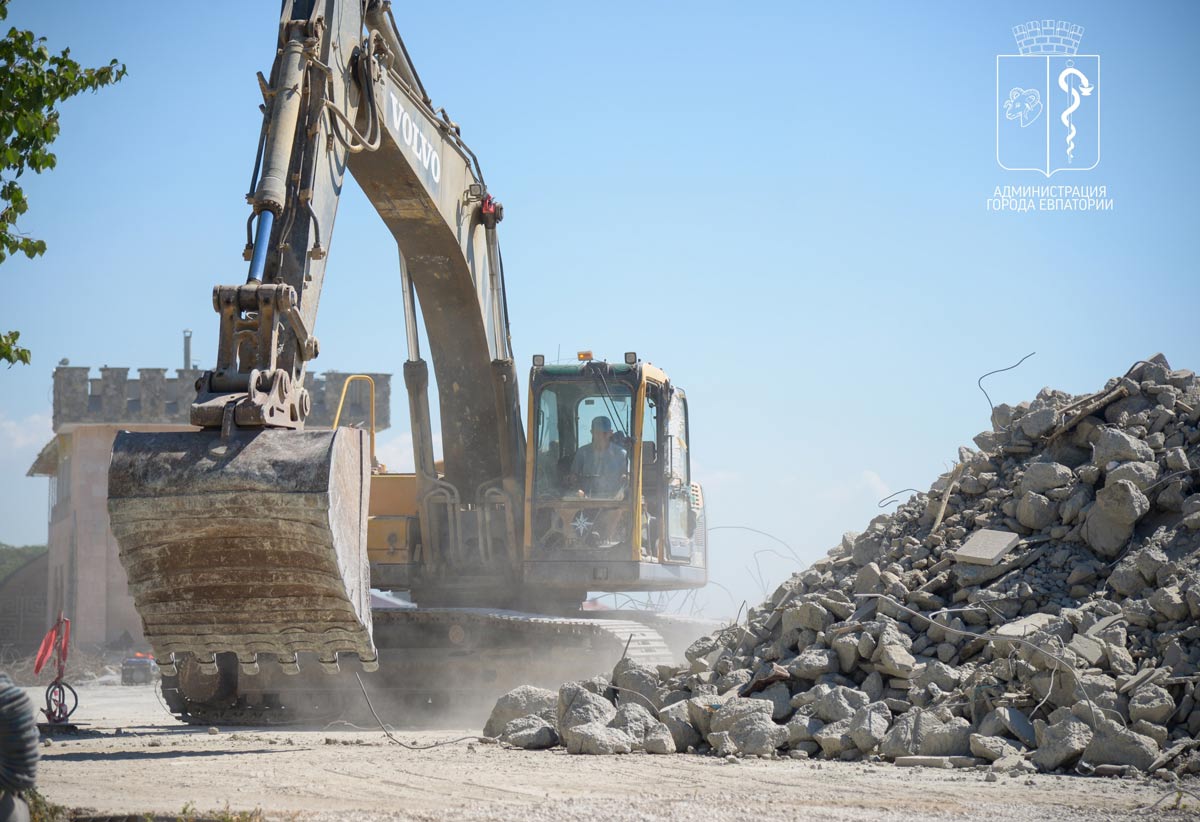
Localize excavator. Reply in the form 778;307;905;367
106;0;708;724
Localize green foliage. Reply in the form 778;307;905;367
24;788;67;822
187;803;264;822
1;329;31;365
22;792;263;822
212;806;265;822
0;541;46;581
0;0;126;364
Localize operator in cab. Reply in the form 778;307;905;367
570;415;627;498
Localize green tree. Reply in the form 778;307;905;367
0;0;125;364
0;541;46;581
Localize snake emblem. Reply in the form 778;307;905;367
1057;66;1094;163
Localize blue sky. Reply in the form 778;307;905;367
1;2;1197;617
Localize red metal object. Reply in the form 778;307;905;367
34;611;76;724
34;611;69;678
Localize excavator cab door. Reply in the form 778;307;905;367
663;388;701;562
528;374;636;552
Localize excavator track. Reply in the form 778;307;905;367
160;609;675;727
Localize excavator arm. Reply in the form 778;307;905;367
107;0;522;678
197;0;515;479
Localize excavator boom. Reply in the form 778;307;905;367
107;0;517;678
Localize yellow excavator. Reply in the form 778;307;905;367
107;0;707;724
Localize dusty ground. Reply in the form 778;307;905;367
21;684;1199;821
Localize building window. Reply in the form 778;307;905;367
51;455;71;522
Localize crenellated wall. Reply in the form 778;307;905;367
52;367;391;432
1012;20;1085;55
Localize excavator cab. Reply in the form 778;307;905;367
523;355;707;595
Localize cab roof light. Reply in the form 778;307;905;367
532;354;545;366
624;352;637;365
577;350;593;361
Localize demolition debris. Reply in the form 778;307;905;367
486;355;1200;777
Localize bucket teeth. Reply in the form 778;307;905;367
359;653;380;673
318;655;340;675
278;654;301;675
107;428;376;675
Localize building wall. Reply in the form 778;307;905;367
46;424;192;648
0;552;48;655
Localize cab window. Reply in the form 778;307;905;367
532;382;633;500
534;387;561;495
667;391;691;539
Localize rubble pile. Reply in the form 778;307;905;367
486;356;1200;776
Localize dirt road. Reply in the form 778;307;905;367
25;685;1196;821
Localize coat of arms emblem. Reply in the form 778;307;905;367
997;21;1099;176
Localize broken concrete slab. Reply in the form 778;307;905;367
991;613;1058;657
919;717;972;757
1081;718;1158;771
893;755;977;769
1128;684;1175;726
484;685;557;737
847;701;891;753
991;707;1037;748
812;717;855;758
1082;479;1150;558
564;722;635;755
969;733;1019;763
658;700;701;752
1084;614;1125;638
724;712;789;757
557;682;617;733
710;698;773;736
1118;667;1167;695
812;686;870;724
500;715;559;750
1068;634;1106;667
953;529;1020;567
788;648;839;680
1030;716;1092;771
879;711;944;758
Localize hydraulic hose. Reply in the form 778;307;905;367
0;673;38;794
42;680;77;724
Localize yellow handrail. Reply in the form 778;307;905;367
331;374;376;466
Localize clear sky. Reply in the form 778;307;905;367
1;1;1197;618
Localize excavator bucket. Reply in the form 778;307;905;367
107;427;378;676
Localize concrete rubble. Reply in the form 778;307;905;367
485;356;1200;777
